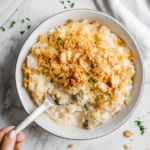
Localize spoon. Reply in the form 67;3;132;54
14;89;71;135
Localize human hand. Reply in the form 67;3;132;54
0;126;25;150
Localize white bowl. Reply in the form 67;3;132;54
15;9;145;140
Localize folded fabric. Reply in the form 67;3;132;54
96;0;150;59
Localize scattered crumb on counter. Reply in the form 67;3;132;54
69;144;74;148
124;144;129;149
124;131;133;137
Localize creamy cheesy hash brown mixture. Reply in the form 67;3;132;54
22;19;135;129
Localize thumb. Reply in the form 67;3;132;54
1;130;16;150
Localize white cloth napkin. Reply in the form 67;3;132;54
96;0;150;59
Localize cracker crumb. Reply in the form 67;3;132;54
90;21;98;25
38;34;43;41
124;144;129;149
124;131;133;138
68;19;75;23
69;144;74;148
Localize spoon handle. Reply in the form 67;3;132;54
14;102;50;135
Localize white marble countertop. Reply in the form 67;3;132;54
0;0;150;150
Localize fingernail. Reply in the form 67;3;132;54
7;130;16;139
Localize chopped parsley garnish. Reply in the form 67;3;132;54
9;20;16;28
64;6;67;9
118;84;121;87
2;27;5;31
57;36;61;41
26;18;30;21
95;41;96;44
93;84;95;87
60;1;64;4
60;43;63;46
106;100;109;102
108;93;111;97
138;117;140;119
130;139;133;141
38;47;41;49
47;38;49;40
109;102;112;105
20;31;25;35
90;65;93;69
59;51;62;54
101;93;103;97
80;89;84;97
90;89;93;91
40;70;44;74
91;104;94;106
96;65;98;67
88;78;98;83
22;19;24;23
71;3;75;8
68;1;71;2
27;25;31;29
135;120;146;135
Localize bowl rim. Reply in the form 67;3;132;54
15;8;145;140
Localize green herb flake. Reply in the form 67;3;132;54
90;89;93;91
60;1;64;4
64;6;67;9
106;100;109;102
138;117;140;119
80;89;84;97
93;84;95;87
108;93;111;97
95;41;96;44
71;3;75;8
109;102;112;105
59;51;62;54
141;130;144;135
22;19;24;23
96;65;98;67
130;139;133;141
9;20;16;28
135;120;146;135
46;72;49;74
88;79;91;82
27;25;31;29
60;43;63;46
40;70;44;74
67;1;71;2
20;31;25;35
38;47;41;49
47;38;49;40
26;18;30;21
118;84;121;88
91;104;94;106
57;36;61;41
2;27;5;31
101;93;103;97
